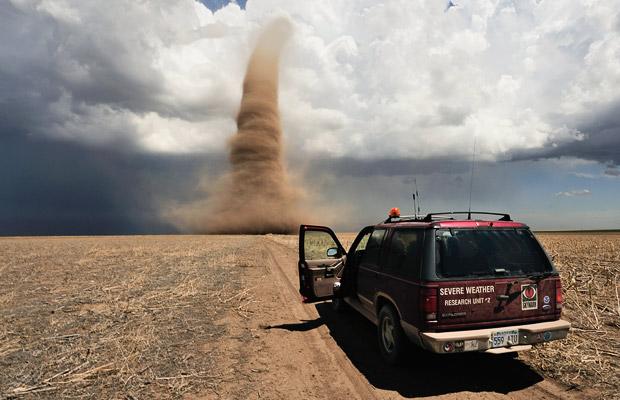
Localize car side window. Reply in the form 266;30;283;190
385;229;422;279
355;233;371;251
360;229;386;268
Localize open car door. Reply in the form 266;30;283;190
298;225;347;303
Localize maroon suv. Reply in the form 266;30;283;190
297;211;570;364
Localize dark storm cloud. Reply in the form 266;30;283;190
0;132;215;236
511;100;620;166
604;166;620;177
0;2;167;125
305;156;472;178
0;1;231;149
1;9;111;153
0;2;229;235
551;100;620;166
572;101;620;166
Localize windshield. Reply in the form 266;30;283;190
435;228;552;278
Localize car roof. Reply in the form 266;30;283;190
373;211;529;230
375;220;527;229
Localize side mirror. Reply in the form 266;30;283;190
326;247;339;258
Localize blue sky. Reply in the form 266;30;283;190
0;0;618;234
200;0;246;12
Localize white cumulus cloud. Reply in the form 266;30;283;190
555;189;592;197
1;0;618;162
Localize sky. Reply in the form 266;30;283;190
1;0;619;235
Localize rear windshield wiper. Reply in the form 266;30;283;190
465;269;513;277
525;271;555;281
509;271;555;286
470;270;494;276
473;268;512;276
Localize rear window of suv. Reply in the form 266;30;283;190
435;228;552;278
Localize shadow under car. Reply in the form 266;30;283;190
267;301;545;397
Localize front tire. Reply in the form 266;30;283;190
377;305;408;365
332;297;348;312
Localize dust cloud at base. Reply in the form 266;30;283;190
171;18;309;234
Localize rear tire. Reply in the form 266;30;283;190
377;305;408;365
499;351;519;359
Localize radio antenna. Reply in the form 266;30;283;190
414;178;421;217
412;186;417;219
467;135;477;220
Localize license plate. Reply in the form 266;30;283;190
490;329;519;348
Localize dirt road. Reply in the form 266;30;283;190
253;236;585;400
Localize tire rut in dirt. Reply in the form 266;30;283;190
262;238;379;400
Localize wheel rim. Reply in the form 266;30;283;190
381;316;395;353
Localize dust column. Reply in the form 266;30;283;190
203;19;303;234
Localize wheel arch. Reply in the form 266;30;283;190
375;292;402;320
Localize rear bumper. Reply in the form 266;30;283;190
419;319;571;354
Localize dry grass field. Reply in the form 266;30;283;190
0;233;618;399
529;234;620;394
0;236;270;399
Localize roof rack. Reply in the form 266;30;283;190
422;211;512;222
383;215;423;223
383;211;511;223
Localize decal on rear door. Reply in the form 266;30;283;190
521;284;538;310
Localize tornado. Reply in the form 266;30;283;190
197;19;304;234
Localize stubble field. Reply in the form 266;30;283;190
0;233;618;399
530;234;619;393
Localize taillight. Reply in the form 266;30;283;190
421;287;438;320
555;279;563;310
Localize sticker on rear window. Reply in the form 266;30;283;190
521;284;538;310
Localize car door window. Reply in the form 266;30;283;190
386;229;422;279
360;229;386;268
304;230;342;260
